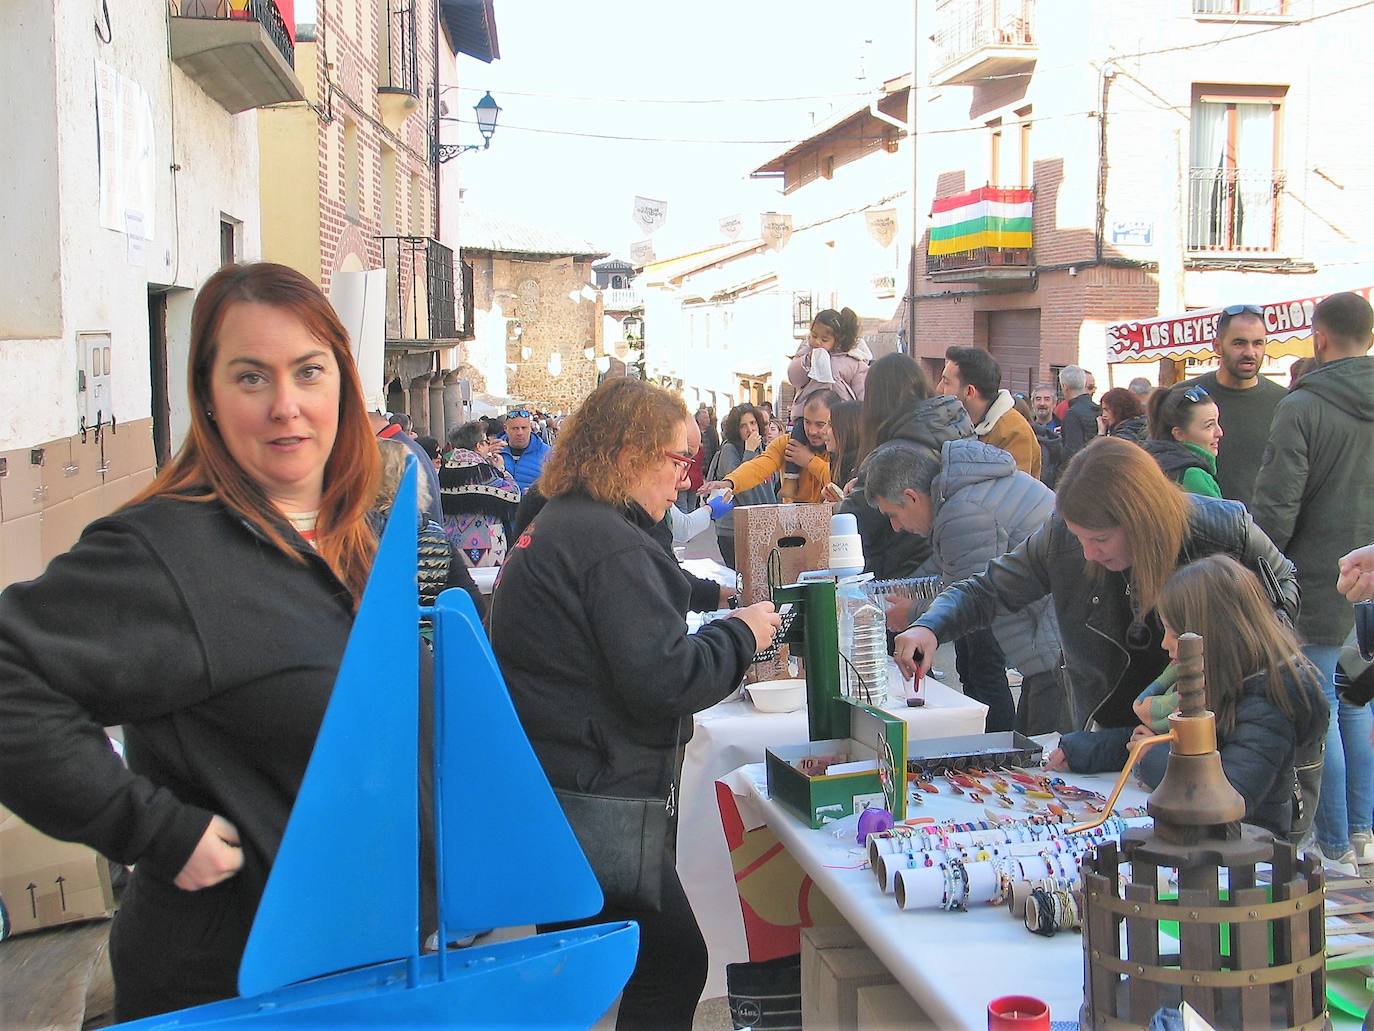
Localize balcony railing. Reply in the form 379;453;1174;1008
603;287;642;310
1187;166;1284;253
172;0;295;69
931;0;1036;85
380;237;458;345
378;0;419;96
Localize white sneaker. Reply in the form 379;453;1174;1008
1315;841;1359;877
1351;831;1374;865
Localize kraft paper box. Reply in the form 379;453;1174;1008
0;803;116;937
734;503;834;684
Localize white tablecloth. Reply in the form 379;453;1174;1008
678;662;989;998
720;762;1150;1030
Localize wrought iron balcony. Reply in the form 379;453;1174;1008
930;0;1036;87
168;1;305;113
379;237;459;348
926;184;1035;282
1187;166;1284;253
377;0;419;129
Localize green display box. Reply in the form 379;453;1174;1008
766;703;908;829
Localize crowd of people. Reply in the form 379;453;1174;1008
0;267;1372;1030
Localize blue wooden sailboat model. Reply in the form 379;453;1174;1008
118;463;637;1027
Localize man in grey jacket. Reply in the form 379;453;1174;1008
1253;290;1374;867
866;438;1065;734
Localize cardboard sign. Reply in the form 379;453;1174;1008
734;503;834;683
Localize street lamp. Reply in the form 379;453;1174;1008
434;91;501;163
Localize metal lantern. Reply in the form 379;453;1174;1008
1074;633;1327;1030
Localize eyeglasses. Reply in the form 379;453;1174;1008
1181;385;1211;404
1221;304;1264;318
507;409;532;419
663;449;695;470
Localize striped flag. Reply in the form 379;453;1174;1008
929;187;1033;256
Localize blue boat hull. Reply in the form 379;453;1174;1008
116;922;638;1029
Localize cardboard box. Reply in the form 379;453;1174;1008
766;703;909;828
856;983;931;1031
801;923;894;1030
735;503;834;684
0;805;116;937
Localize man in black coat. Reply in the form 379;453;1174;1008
1058;365;1100;463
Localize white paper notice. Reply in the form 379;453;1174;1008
96;61;156;240
125;211;145;266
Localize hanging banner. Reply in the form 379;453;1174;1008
632;196;668;236
719;214;743;242
630;239;655;265
1105;285;1374;365
865;208;899;249
760;212;793;253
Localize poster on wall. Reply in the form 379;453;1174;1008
95;61;156;241
760;212;793;252
632;196;668;235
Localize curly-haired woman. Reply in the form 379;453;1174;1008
489;378;780;1030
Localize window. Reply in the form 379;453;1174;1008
343;121;360;222
1016;106;1032;185
1193;0;1286;14
380;145;397;235
1188;86;1285;252
219;215;240;266
409;171;424;234
987;117;1003;186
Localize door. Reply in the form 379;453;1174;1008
147;291;172;468
987;309;1041;394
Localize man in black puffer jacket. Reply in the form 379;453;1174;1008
1058;365;1100;462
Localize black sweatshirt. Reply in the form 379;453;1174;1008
490;493;755;798
0;497;359;1008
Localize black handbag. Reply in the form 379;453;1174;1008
553;787;671;912
553;719;682;914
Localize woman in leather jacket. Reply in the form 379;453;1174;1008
894;437;1299;730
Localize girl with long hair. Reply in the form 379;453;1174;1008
1144;383;1224;497
709;403;776;569
1051;555;1326;840
0;263;386;1020
826;399;864;491
895;437;1299;731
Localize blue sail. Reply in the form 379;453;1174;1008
115;456;637;1028
431;589;605;935
237;463;422;996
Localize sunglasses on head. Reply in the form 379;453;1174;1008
507;409;532;419
1181;385;1211;404
1221;304;1264;318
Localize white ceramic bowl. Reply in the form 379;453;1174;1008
747;679;807;714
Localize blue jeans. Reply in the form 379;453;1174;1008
955;627;1016;733
1307;644;1374;853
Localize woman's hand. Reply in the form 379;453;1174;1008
843;477;858;496
821;482;845;503
1130;724;1156;745
884;597;912;634
700;480;734;501
174;815;244;891
1338;544;1374;602
729;601;783;653
1044;747;1069;772
784;440;815;467
893;625;938;681
743;428;762;453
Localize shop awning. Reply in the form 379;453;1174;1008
1106;285;1374;365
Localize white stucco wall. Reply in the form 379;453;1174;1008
0;0;263;453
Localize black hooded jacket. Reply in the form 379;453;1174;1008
837;395;975;579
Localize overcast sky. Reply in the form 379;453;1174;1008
440;2;917;259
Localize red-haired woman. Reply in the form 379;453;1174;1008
0;263;384;1020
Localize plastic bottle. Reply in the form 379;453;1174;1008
837;574;887;705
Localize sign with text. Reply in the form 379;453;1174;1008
630;239;655;265
719;214;743;241
760;212;793;253
1109;220;1154;247
865;207;899;249
1105;286;1374;364
631;196;668;236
